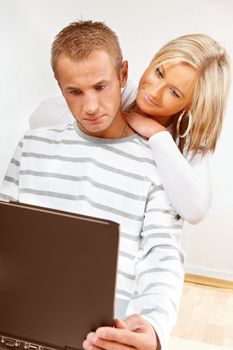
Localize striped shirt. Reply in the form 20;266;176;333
0;121;184;350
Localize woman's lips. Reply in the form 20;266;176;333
143;92;159;107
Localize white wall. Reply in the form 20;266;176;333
1;0;233;280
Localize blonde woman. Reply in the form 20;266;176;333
125;34;231;224
29;34;230;224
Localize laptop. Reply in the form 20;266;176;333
0;200;120;350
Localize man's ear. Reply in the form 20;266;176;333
119;60;128;88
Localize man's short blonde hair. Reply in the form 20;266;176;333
51;20;123;78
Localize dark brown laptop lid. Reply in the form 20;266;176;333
0;200;119;350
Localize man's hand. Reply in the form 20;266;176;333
82;314;160;350
124;112;166;139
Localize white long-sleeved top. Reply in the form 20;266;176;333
28;80;212;223
148;132;212;224
0;122;184;350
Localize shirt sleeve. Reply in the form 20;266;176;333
121;79;137;111
29;97;73;129
125;184;184;350
148;131;212;224
0;137;24;201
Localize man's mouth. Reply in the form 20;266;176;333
83;115;104;123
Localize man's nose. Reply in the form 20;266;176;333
83;93;99;115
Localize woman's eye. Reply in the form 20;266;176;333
156;68;163;78
170;89;180;98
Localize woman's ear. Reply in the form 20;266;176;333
119;60;128;88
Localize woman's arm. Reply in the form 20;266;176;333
125;112;212;224
148;131;212;224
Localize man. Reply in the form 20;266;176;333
0;21;184;350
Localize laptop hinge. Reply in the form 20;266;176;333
0;335;57;350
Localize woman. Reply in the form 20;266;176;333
125;34;231;224
29;33;230;224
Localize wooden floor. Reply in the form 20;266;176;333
169;282;233;349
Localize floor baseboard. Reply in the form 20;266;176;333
185;273;233;290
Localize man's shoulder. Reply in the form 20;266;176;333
123;135;158;173
128;134;155;156
23;122;75;141
125;135;165;184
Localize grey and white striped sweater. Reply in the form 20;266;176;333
0;121;184;350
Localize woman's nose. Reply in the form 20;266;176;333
149;82;164;99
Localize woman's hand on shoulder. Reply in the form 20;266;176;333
124;111;166;139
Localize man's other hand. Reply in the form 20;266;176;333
82;314;160;350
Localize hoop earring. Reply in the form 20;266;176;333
176;110;192;138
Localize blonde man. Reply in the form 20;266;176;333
0;21;184;350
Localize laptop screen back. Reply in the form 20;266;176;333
0;201;119;350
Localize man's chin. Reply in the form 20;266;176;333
77;121;110;137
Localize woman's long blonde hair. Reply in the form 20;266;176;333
149;34;231;157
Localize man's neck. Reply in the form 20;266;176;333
77;112;135;139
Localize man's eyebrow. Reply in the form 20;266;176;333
65;86;81;91
64;80;108;91
93;79;108;87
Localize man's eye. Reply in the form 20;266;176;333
95;85;105;91
156;68;163;78
70;90;81;96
